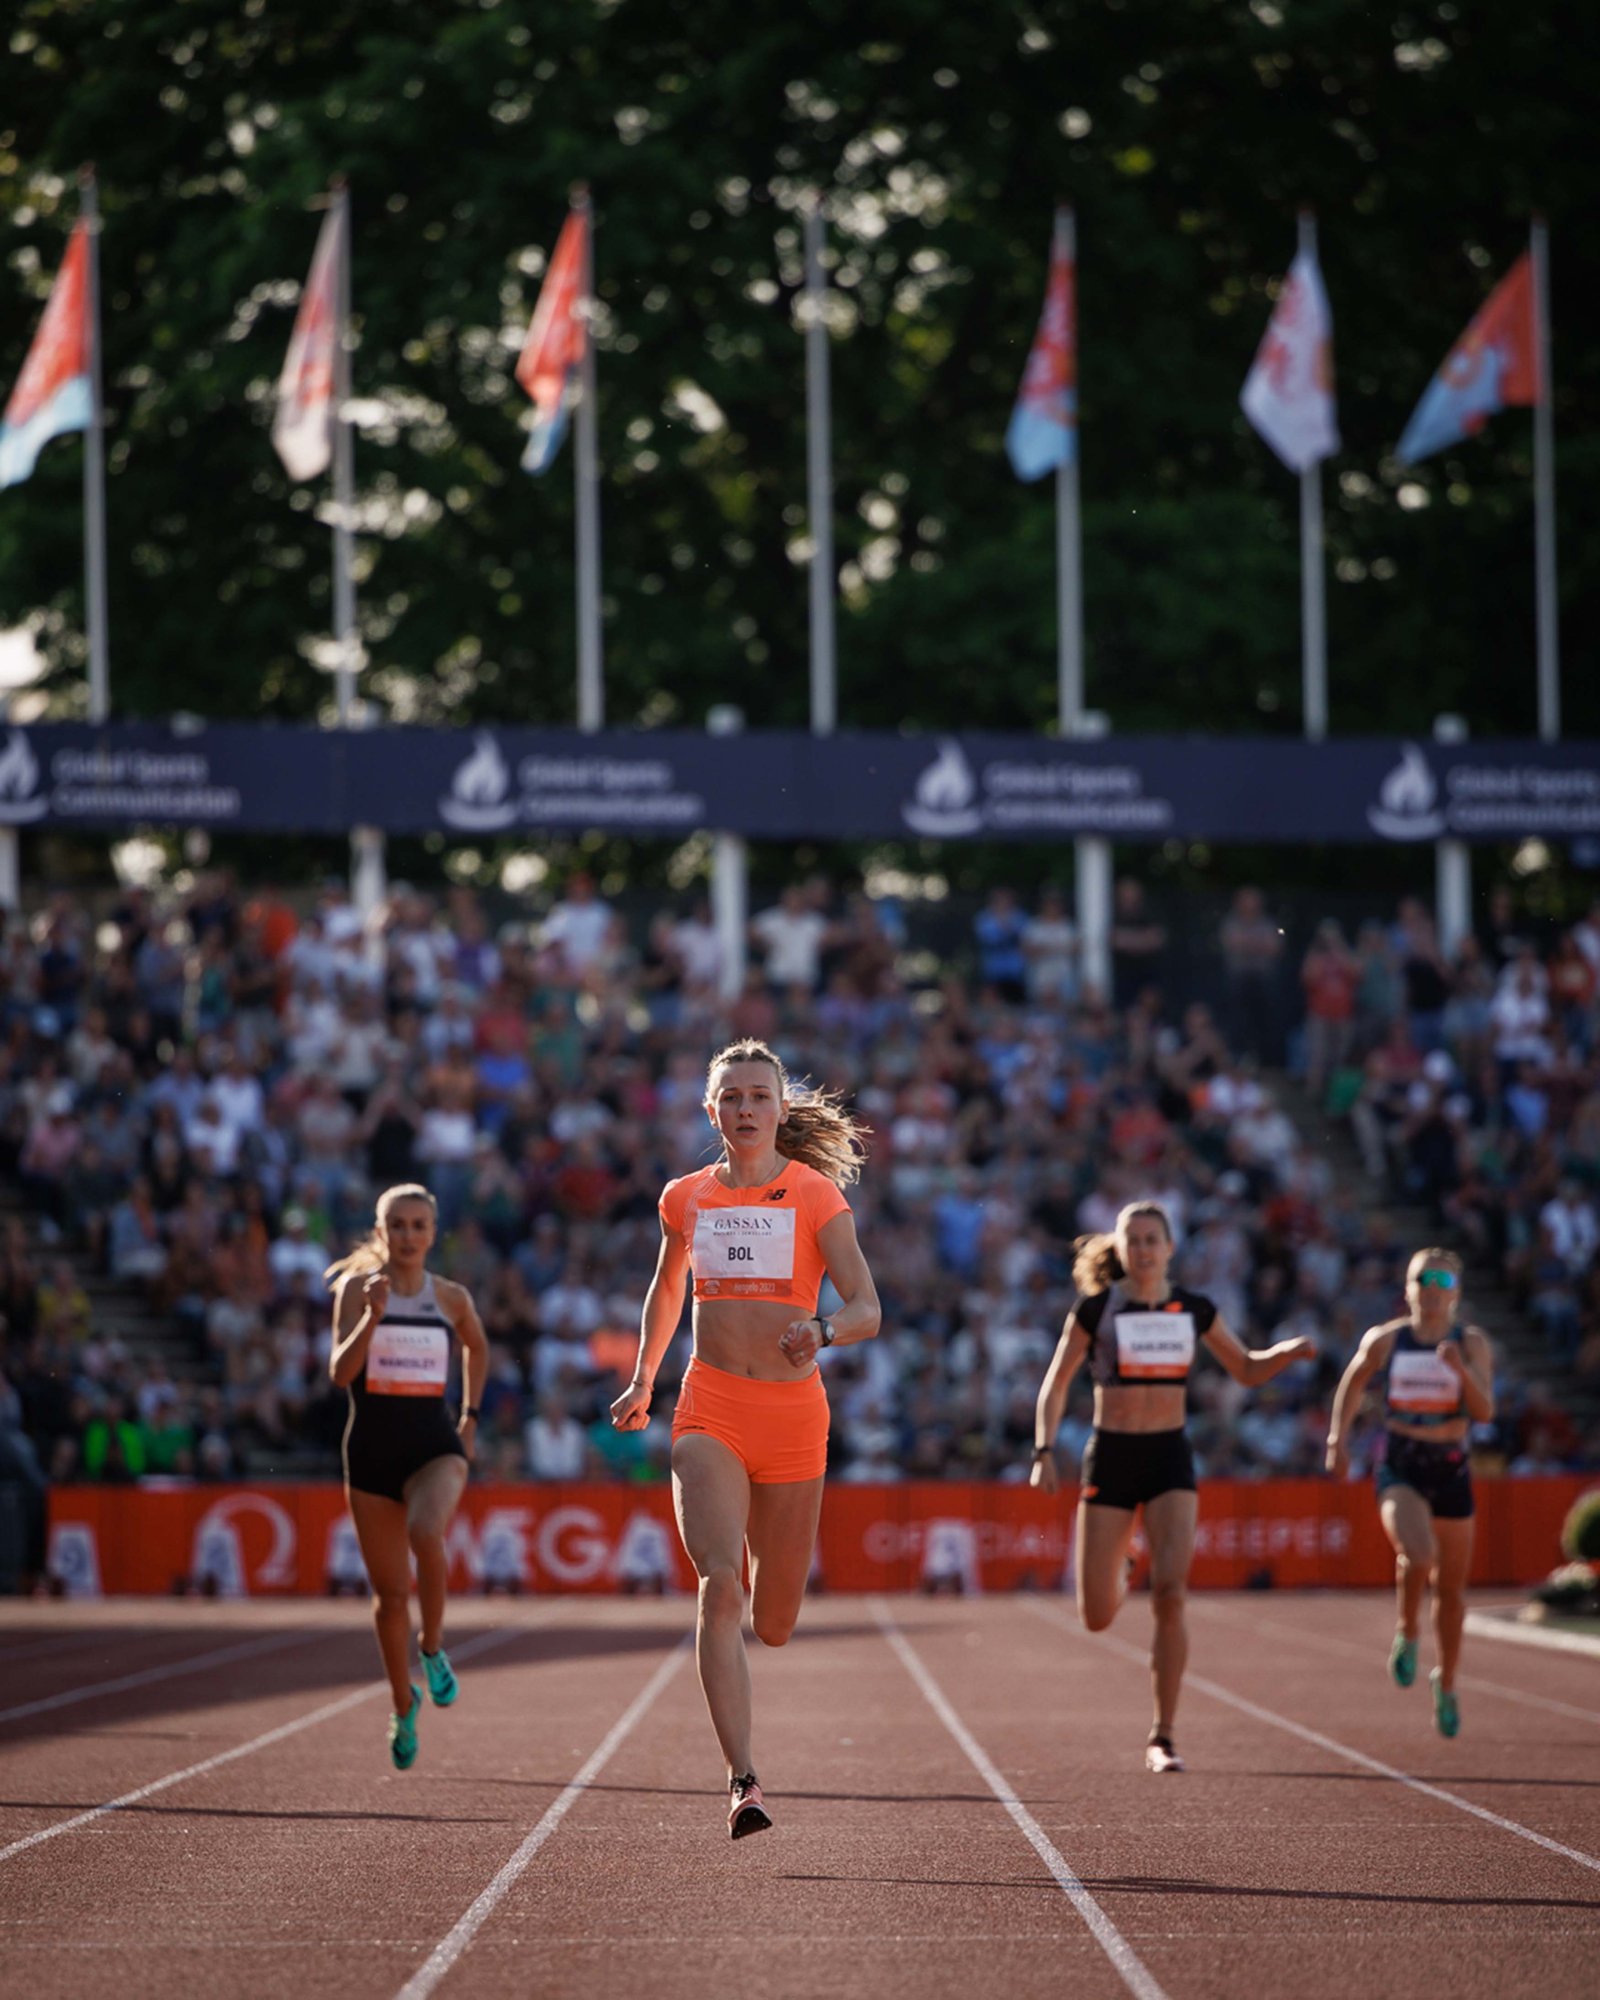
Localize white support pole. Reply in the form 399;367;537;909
1055;206;1083;737
707;705;748;1001
351;824;388;923
1530;217;1559;741
803;198;837;737
573;185;603;732
1073;710;1112;998
1433;714;1471;956
1298;211;1328;741
80;167;109;725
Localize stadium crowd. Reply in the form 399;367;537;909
2;868;1598;1499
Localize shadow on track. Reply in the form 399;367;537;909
470;1776;993;1803
781;1872;1600;1912
0;1799;506;1825
0;1620;690;1744
1251;1768;1600;1790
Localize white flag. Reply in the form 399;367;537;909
272;200;345;481
1240;246;1339;472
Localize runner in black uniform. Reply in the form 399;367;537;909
1031;1202;1314;1772
1325;1245;1494;1738
329;1183;489;1769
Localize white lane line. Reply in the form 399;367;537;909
0;1624;527;1866
1464;1610;1600;1664
394;1636;691;2000
1192;1600;1600;1729
1026;1601;1600;1877
873;1600;1171;2000
0;1630;321;1727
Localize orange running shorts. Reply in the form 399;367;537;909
671;1356;830;1483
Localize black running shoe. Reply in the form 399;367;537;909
728;1771;773;1840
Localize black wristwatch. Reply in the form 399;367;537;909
461;1405;481;1422
1031;1443;1053;1459
815;1315;836;1348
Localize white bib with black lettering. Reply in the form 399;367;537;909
1389;1348;1461;1416
1114;1310;1196;1382
366;1318;450;1397
692;1207;797;1285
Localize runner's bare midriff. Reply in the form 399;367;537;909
692;1298;820;1381
1093;1381;1190;1435
1385;1416;1470;1445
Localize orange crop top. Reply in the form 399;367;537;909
659;1160;849;1311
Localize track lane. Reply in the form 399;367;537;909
0;1604;695;2000
419;1600;1154;2000
4;1594;1596;2000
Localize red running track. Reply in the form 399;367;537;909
1;1592;1596;2000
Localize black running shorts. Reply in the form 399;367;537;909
1080;1426;1197;1511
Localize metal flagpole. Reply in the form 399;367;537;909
331;179;357;729
803;197;837;736
573;186;603;732
1297;209;1328;741
80;166;109;725
1530;217;1559;741
1055;207;1083;736
328;180;386;918
1052;206;1107;998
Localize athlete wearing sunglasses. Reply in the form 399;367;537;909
1325;1246;1494;1738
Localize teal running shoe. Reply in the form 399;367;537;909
1431;1669;1460;1739
422;1646;458;1708
1388;1632;1417;1689
388;1684;422;1770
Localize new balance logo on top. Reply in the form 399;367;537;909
762;1187;788;1200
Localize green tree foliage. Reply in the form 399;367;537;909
0;0;1594;734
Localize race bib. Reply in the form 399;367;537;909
1389;1348;1461;1415
1114;1310;1196;1381
692;1207;797;1290
366;1320;450;1396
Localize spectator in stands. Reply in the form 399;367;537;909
525;1390;589;1479
1109;877;1167;1009
1300;920;1359;1101
751;884;829;998
973;888;1029;1005
1021;887;1079;1007
542;872;615;978
268;1207;329;1300
1220;886;1284;1065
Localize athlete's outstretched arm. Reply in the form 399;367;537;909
1030;1317;1090;1495
611;1217;690;1431
1323;1324;1392;1476
777;1211;881;1368
1202;1314;1317;1389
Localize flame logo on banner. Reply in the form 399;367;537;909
0;730;47;822
903;740;984;836
1367;743;1446;840
439;731;518;830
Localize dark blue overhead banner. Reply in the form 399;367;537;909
2;722;1598;844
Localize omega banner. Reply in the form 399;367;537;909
46;1477;1583;1596
3;722;1599;843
